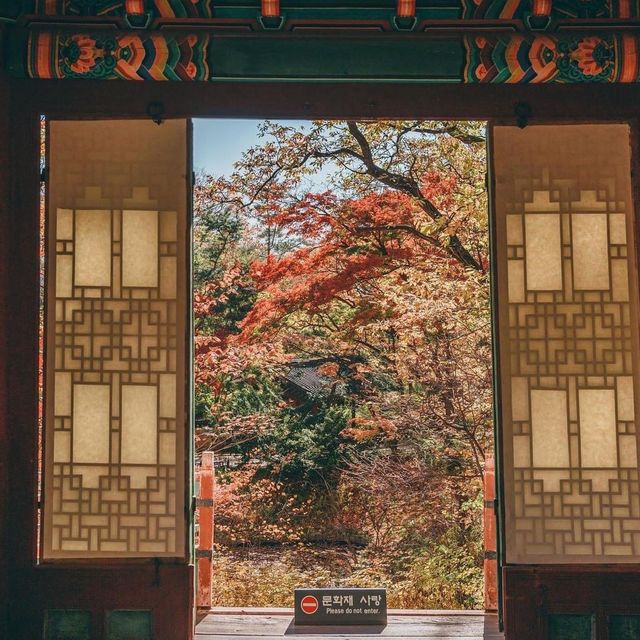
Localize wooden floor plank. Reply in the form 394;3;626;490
196;633;504;640
195;612;503;639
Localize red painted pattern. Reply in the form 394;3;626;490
262;0;280;17
397;0;416;17
619;32;639;81
531;0;552;16
125;0;146;13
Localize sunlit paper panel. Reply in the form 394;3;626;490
524;213;562;291
122;210;159;288
74;210;112;287
121;385;158;465
531;390;569;469
72;385;110;465
492;124;640;563
579;389;618;468
43;120;188;559
572;214;609;290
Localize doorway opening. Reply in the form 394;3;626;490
24;88;640;640
192;118;496;612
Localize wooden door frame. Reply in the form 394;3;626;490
3;77;640;639
0;70;12;640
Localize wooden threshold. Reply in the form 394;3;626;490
207;607;489;616
195;611;503;639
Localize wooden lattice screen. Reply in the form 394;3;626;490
492;124;640;563
42;120;188;559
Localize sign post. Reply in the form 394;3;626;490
294;588;387;626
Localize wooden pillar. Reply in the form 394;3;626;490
197;452;215;610
0;64;12;640
6;90;42;638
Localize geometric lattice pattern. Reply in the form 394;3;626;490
492;124;640;562
43;120;187;558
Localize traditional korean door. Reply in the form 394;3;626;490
489;123;640;639
24;119;195;640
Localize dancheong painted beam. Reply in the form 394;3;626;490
5;28;640;83
3;1;640;83
11;0;640;20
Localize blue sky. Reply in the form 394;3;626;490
194;118;308;175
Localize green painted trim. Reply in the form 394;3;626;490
105;610;153;640
211;7;462;20
5;27;28;77
0;1;21;22
44;609;92;640
609;615;640;640
211;36;465;79
548;613;595;640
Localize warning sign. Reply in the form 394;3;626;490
294;588;387;626
300;595;319;614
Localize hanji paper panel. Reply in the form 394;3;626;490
492;124;640;563
43;120;188;559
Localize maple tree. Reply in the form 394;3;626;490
194;120;491;607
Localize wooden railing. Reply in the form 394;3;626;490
196;452;215;610
484;453;498;611
194;449;499;611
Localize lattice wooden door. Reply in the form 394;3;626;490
36;119;194;640
489;123;640;638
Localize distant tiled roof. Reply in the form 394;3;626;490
285;363;328;396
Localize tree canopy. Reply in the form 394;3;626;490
194;120;492;609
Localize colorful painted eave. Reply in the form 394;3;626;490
9;0;640;22
3;1;640;82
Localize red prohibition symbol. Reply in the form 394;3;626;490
301;595;319;615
